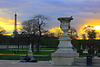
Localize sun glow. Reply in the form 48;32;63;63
79;19;100;34
0;18;21;35
85;25;87;27
94;26;100;31
84;25;100;32
48;27;63;33
44;27;63;36
3;33;13;36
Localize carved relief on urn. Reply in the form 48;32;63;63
58;16;73;32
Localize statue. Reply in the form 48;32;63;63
51;16;79;66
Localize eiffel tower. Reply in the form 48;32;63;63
13;13;18;37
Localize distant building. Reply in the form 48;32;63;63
13;13;18;37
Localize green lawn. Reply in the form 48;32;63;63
0;48;54;60
1;48;100;60
0;48;54;55
79;53;100;57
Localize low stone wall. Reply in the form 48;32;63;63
0;45;8;49
74;57;100;66
0;45;29;49
74;57;86;66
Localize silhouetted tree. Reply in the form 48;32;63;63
56;29;63;38
33;15;48;53
21;15;49;53
83;25;97;54
87;30;96;39
82;34;86;39
0;27;6;44
22;19;38;35
83;25;96;39
67;27;78;39
83;25;94;32
0;27;6;34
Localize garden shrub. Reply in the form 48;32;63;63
77;49;83;55
88;49;94;55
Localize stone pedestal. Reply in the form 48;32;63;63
28;43;33;55
51;17;79;66
28;43;35;60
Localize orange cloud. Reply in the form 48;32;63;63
43;27;63;37
46;27;63;34
79;19;100;34
0;18;21;33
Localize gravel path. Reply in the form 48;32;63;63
0;60;87;67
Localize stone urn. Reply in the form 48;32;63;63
51;17;79;66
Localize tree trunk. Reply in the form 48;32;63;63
37;25;41;54
17;44;19;54
22;45;23;50
32;44;34;52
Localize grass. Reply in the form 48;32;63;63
0;48;54;60
1;48;100;61
79;53;99;57
33;51;53;56
0;55;51;61
0;48;99;57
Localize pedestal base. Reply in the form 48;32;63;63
51;53;79;66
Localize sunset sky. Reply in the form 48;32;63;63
0;0;100;37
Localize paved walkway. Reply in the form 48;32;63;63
0;60;90;67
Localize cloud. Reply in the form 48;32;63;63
0;0;100;36
43;0;100;13
0;0;29;8
0;17;21;33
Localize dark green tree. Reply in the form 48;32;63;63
83;25;96;39
83;25;97;54
87;30;96;39
0;27;6;44
67;27;78;39
82;34;86;39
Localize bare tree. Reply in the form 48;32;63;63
21;15;48;53
33;15;48;53
22;19;38;35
